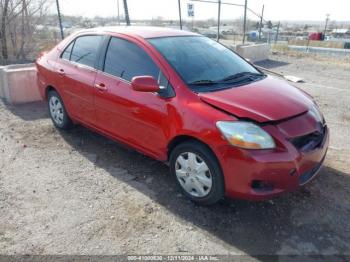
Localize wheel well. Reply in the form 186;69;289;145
45;85;56;100
167;135;224;191
167;135;215;161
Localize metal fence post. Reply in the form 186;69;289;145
178;0;183;29
217;0;221;42
258;4;264;40
242;0;247;44
56;0;64;39
123;0;130;26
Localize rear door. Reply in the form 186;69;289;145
93;36;174;157
56;35;103;126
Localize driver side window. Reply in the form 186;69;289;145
104;37;158;81
104;37;175;97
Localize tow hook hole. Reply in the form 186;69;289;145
251;180;274;192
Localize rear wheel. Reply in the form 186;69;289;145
170;140;225;205
47;90;73;129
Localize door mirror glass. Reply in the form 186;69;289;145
131;76;160;92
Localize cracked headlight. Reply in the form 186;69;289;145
216;121;276;149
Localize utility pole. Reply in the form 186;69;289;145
242;0;247;44
323;14;330;38
56;0;64;39
217;0;221;42
178;0;182;29
258;4;264;40
275;21;280;44
123;0;130;26
117;0;120;25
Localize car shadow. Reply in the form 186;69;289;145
57;125;350;257
3;100;47;121
255;59;290;69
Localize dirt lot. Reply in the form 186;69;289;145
0;53;350;258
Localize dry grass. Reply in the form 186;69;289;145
271;43;350;68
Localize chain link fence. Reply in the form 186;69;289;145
3;0;345;65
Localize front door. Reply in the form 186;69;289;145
93;36;172;158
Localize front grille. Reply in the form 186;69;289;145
290;125;326;152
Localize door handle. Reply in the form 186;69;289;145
95;83;108;91
57;69;65;76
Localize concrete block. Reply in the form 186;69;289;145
236;44;270;62
0;66;5;98
0;63;41;104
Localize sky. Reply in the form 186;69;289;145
56;0;350;22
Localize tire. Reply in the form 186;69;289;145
170;140;225;205
47;90;73;130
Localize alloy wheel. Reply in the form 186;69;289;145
49;96;64;125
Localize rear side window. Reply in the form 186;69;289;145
61;41;74;60
70;35;103;68
104;37;159;81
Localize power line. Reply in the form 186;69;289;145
189;0;267;22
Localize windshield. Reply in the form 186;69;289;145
148;36;264;92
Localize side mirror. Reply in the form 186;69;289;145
131;76;160;92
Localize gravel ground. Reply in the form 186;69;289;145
0;53;350;258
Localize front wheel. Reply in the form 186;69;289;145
47;90;73;130
170;141;225;205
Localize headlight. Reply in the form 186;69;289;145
216;121;275;149
309;104;324;124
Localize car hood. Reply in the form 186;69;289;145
199;76;313;123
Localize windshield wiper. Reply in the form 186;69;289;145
189;72;265;86
188;79;220;85
219;72;264;83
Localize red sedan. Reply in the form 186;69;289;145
36;27;329;205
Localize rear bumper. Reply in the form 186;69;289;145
217;126;329;201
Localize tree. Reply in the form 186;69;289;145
255;21;259;30
0;0;51;64
0;0;10;62
267;20;273;29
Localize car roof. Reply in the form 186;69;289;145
79;26;199;39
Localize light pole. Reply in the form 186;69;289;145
217;0;221;42
242;0;247;44
324;14;330;38
178;0;182;29
258;4;264;40
56;0;64;39
123;0;130;26
117;0;120;25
